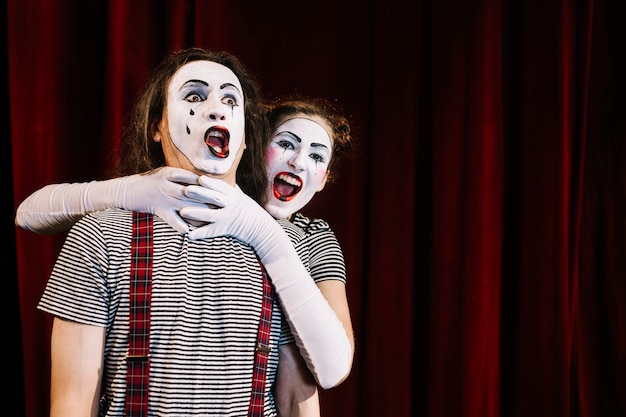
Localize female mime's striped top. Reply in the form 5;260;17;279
283;212;347;285
38;208;283;416
277;212;348;344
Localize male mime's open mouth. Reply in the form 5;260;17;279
205;127;230;158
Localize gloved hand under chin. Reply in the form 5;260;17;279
113;167;207;233
181;176;353;389
182;176;279;245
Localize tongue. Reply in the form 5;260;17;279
275;182;296;197
206;136;229;158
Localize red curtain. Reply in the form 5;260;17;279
7;1;625;416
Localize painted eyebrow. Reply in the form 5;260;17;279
276;131;329;150
179;80;241;95
276;131;302;143
180;79;208;90
311;142;329;150
220;82;242;94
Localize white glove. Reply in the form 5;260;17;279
15;167;205;234
182;176;353;389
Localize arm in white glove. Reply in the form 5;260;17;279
181;176;354;389
15;167;204;234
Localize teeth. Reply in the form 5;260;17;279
278;173;301;187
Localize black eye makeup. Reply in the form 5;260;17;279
183;92;205;102
310;153;325;164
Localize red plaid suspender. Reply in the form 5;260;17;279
126;212;153;417
248;261;274;416
125;213;274;416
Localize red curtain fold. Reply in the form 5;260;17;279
7;1;625;416
428;1;504;416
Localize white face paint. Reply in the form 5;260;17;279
157;60;246;179
264;116;333;219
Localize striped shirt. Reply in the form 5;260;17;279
277;212;347;344
38;208;282;416
282;212;347;285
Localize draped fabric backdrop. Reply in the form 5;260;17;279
6;1;625;416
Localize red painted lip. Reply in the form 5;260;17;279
272;172;302;202
205;126;230;158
